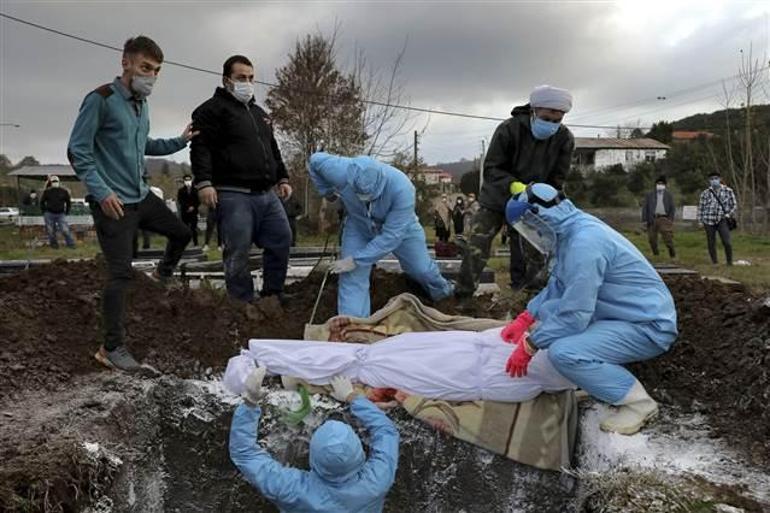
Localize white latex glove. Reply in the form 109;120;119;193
329;375;355;402
330;256;356;274
242;366;267;406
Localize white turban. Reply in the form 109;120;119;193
529;85;573;113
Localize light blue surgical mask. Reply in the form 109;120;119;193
709;178;721;188
530;116;561;140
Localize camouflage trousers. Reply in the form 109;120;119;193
456;206;530;296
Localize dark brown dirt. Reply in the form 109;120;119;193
0;260;516;402
632;275;770;466
0;260;768;512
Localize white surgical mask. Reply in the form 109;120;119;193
230;80;254;103
184;180;192;187
131;75;156;97
52;182;60;188
656;184;665;192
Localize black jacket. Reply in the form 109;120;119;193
642;189;676;224
177;185;200;219
190;88;288;191
40;187;71;214
480;104;574;212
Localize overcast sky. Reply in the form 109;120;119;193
1;0;769;167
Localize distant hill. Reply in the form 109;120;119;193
672;103;770;132
431;158;478;182
145;158;191;177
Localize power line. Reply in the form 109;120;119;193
0;11;651;130
569;64;770;123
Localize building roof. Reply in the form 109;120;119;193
671;130;716;140
421;168;453;179
7;164;77;179
574;137;670;150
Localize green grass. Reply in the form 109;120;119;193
1;223;768;291
622;228;770;292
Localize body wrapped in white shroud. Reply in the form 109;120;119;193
224;327;575;402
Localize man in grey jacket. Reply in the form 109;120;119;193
641;176;676;258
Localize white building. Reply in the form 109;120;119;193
416;168;454;186
572;137;669;172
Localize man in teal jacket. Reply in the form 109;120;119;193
67;35;196;371
229;369;400;512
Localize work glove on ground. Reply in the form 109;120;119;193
500;310;535;344
505;334;535;378
242;366;267;406
330;256;356;274
329;375;356;402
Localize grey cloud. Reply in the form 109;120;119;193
0;1;767;166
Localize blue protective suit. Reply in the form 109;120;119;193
525;199;678;404
229;395;399;513
309;153;453;317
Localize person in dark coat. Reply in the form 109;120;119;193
40;176;75;248
177;174;200;246
641;175;676;258
190;55;292;302
457;85;575;296
452;196;465;236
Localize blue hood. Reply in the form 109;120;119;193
308;153;388;199
538;199;580;236
309;420;366;483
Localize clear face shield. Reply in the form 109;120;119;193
511;209;556;256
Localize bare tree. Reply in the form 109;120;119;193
351;39;420;159
737;44;764;228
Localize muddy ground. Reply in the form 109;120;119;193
0;260;768;511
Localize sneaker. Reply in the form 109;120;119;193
94;345;142;372
149;269;182;289
202;244;209;252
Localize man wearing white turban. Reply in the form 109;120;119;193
456;85;575;297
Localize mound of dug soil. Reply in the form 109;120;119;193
0;259;517;401
632;276;770;466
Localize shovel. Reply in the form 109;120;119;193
309;265;331;326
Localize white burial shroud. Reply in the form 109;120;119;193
224;327;575;402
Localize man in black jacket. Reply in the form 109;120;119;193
191;55;292;302
642;175;676;258
40;175;76;248
177;174;200;246
456;85;574;296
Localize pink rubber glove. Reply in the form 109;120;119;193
505;335;534;378
501;311;535;344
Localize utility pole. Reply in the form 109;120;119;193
413;130;419;172
479;138;486;193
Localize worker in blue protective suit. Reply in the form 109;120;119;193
499;183;678;435
229;368;400;513
308;152;454;317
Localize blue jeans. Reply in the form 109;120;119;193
44;211;75;248
218;190;292;302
